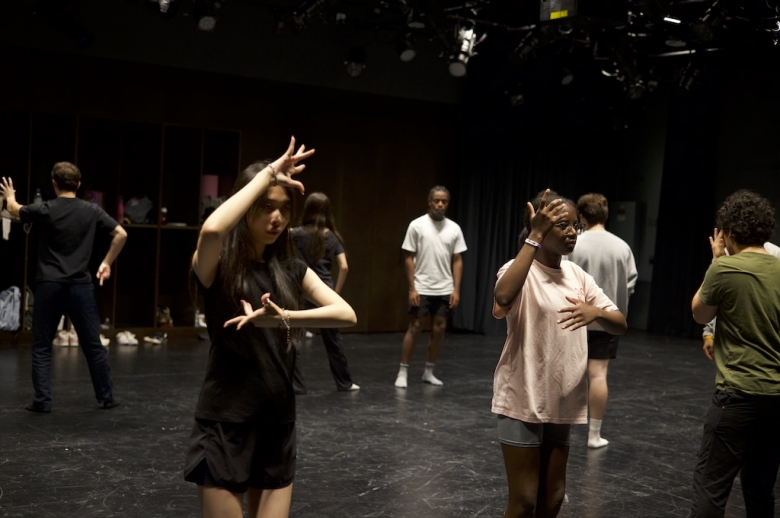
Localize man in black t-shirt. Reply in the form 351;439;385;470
1;162;127;412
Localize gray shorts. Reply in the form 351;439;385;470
497;414;571;447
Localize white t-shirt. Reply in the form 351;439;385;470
492;259;618;424
401;214;467;296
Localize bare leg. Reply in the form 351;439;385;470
588;359;610;448
501;443;541;518
247;485;293;518
199;486;244;518
426;314;447;363
536;442;570;518
396;317;424;388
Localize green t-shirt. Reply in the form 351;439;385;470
699;252;780;395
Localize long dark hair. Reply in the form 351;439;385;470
299;192;345;263
220;161;303;351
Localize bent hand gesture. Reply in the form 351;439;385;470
528;189;568;239
557;296;600;331
224;293;283;330
268;137;316;195
0;176;16;200
96;262;112;286
709;228;726;261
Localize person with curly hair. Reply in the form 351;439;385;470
690;189;780;517
492;189;627;518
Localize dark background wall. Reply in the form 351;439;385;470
2;4;780;336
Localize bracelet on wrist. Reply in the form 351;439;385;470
524;238;541;249
268;164;278;186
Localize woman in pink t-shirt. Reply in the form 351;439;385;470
493;189;627;518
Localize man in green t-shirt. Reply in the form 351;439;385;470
690;189;780;517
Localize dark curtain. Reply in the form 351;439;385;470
647;71;721;338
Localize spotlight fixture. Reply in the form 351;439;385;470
293;0;328;30
345;47;366;77
407;8;426;29
198;15;217;31
449;26;477;77
159;0;172;13
397;33;416;62
513;30;542;66
677;61;702;92
691;0;728;43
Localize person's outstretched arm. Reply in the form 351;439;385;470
334;253;348;295
192;137;314;288
0;177;22;217
96;225;128;286
494;189;567;312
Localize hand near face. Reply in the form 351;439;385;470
709;228;726;261
269;137;316;195
557;296;600;331
224;293;283;330
528;189;568;238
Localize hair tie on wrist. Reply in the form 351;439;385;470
268;164;278;186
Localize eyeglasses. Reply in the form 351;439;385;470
554;221;585;234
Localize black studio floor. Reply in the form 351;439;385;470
0;330;775;517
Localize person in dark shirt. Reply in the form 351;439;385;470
290;192;359;393
185;138;356;518
1;163;127;412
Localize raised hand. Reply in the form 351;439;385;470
0;177;16;201
709;228;726;261
557;296;600;331
269;137;316;195
527;189;568;239
224;293;282;330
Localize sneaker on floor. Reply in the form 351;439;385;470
100;334;110;347
422;373;443;386
116;331;138;345
53;330;70;346
339;383;360;392
98;400;120;410
143;332;167;345
394;376;408;389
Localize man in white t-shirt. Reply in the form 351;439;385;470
567;193;637;448
394;186;467;388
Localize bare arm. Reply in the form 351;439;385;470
404;251;419;306
494;190;567;309
692;289;718;324
334;252;348;295
449;253;463;308
192;138;314;288
96;225;128;286
0;177;22;217
225;268;357;330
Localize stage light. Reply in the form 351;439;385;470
449;26;477;77
691;0;727;43
345;47;366;77
198;15;216;31
663;16;681;24
407;9;425;29
293;0;328;30
159;0;172;13
397;33;416;62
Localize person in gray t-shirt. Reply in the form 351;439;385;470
568;193;637;449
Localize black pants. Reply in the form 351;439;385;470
690;390;780;517
31;282;114;409
293;328;354;392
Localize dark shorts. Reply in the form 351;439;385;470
587;331;619;360
183;418;296;493
497;414;571;447
408;294;451;319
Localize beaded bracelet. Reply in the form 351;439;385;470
524;238;541;249
280;308;291;347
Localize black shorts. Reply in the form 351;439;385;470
183;418;296;493
408;294;450;319
587;331;619;360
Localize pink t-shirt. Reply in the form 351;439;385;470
492;259;618;424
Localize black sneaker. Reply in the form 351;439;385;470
98;400;120;410
143;332;168;345
25;403;51;413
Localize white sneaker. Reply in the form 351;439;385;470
100;334;110;347
53;330;70;346
394;376;407;389
117;331;138;345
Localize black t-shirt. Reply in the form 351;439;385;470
291;227;344;288
195;259;307;424
20;197;119;284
